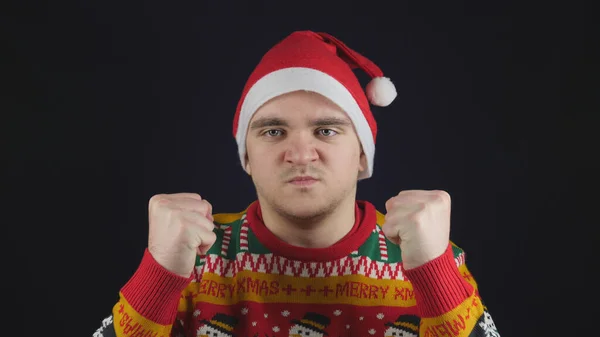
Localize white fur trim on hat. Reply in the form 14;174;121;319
236;67;375;180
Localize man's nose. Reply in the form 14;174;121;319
283;132;318;165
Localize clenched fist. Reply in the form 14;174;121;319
383;190;452;270
147;193;217;277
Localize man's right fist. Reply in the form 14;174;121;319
147;193;217;277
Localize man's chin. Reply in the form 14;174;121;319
274;200;329;221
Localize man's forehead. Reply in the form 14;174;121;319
251;96;351;123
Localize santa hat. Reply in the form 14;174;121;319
232;30;397;180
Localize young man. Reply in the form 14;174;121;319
94;31;501;337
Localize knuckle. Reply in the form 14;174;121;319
381;225;393;237
408;207;426;223
385;197;397;209
155;193;169;200
203;200;214;214
177;192;202;201
189;193;202;200
201;230;217;245
196;200;209;213
207;230;217;241
432;190;451;204
169;207;182;218
149;193;165;205
149;194;169;212
381;220;396;237
185;240;198;251
415;201;428;211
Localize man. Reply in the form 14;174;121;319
93;31;501;337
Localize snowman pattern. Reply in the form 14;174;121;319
383;315;420;337
197;313;238;337
288;312;331;337
197;325;230;337
195;310;439;336
383;326;418;337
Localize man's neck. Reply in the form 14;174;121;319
258;197;357;249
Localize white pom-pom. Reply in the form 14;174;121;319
366;77;397;107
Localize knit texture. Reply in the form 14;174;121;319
105;200;501;337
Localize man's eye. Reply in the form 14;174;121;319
318;129;338;137
265;129;283;137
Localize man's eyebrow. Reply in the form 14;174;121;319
249;116;353;129
250;117;288;130
310;117;353;127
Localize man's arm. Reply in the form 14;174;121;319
405;242;501;337
92;193;217;336
383;190;501;336
92;249;195;337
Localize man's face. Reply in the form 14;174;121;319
245;90;367;220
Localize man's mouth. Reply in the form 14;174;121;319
288;175;319;186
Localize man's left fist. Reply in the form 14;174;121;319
382;190;452;270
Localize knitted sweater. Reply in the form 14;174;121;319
94;200;501;337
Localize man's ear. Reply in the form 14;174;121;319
358;151;367;173
244;153;252;175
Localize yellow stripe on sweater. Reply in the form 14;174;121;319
419;293;485;337
186;270;418;307
213;210;247;224
112;293;172;337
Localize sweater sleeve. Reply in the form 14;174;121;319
403;242;501;337
92;249;196;337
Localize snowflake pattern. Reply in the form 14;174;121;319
264;313;269;318
478;311;501;337
281;310;290;317
376;313;385;320
346;325;350;329
193;309;201;317
368;328;376;335
333;309;342;316
359;316;364;321
241;307;249;315
272;326;280;332
252;321;257;326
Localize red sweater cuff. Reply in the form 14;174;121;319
403;243;474;317
120;249;193;325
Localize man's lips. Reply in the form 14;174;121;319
287;176;319;186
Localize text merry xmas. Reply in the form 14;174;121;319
197;277;414;300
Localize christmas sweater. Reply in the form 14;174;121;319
94;200;501;337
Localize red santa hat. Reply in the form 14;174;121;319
232;30;396;180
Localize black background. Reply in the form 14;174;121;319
3;1;596;336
